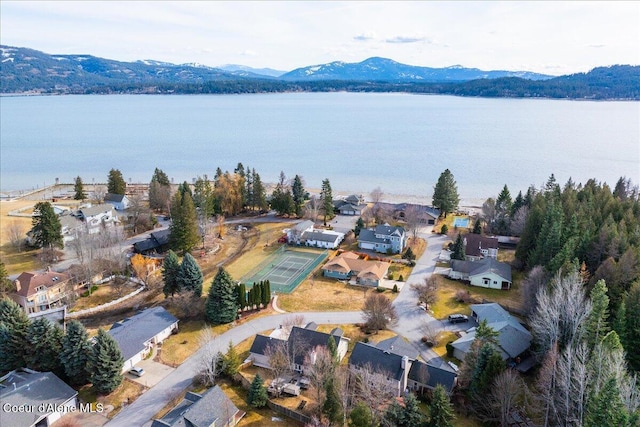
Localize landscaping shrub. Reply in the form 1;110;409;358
388;273;394;281
392;284;398;293
440;224;449;235
455;289;474;303
376;287;386;293
446;342;455;358
398;275;404;282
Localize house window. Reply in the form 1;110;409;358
483;278;490;285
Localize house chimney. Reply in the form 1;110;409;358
401;355;409;370
14;279;21;292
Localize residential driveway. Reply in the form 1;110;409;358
126;358;175;388
390;227;456;369
330;214;358;234
106;311;363;427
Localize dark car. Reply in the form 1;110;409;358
448;314;469;323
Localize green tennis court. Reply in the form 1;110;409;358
240;247;328;294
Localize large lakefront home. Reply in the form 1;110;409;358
358;224;407;254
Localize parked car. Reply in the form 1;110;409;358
129;367;145;377
448;314;469;323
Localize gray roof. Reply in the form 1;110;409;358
249;334;286;356
77;203;115;218
152;385;241;427
338;203;366;212
358;229;387;245
374;224;405;237
408;360;458;394
108;307;178;362
464;234;499;257
104;193;127;203
377;202;441;219
289;326;343;366
302;230;343;243
349;342;408;381
292;220;314;233
0;369;77;427
450;258;512;282
376;336;419;359
133;229;171;253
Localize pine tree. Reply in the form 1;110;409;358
177;253;203;297
320;178;334;226
292;175;306;217
205;268;239;324
384;393;424;427
429;384;455;427
450;233;466;261
354;217;365;236
263;280;271;306
254;282;262;308
327;336;338;364
248;374;268;408
169;191;200;254
74;176;86;200
251;170;268;211
107;168;126;195
25;318;64;375
323;376;343;425
584;279;610;348
236;283;247;310
472;218;482;234
60;320;92;386
432;169;460;217
0;299;30;371
349;401;373;427
90;328;124;395
223;340;241;377
584;377;629;427
162;250;181;297
622;281;640;371
149;168;171;212
31;201;63;249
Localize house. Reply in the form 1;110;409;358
104;193;130;211
133;229;171;254
248;323;350;374
358;224;407;254
348;339;458;397
450;303;532;361
76;203;117;231
59;214;83;243
376;202;441;225
151;385;244;427
448;258;512;290
286;220;315;244
107;306;179;372
0;369;78;427
11;269;70;315
322;251;390;287
301;229;345;249
337;203;367;216
463;234;499;260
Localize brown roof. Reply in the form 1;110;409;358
463;234;499;257
13;270;70;297
323;252;390;281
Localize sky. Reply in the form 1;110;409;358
1;1;639;75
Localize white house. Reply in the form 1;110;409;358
448;258;512;290
286;220;315;244
76;203;117;232
0;369;78;427
108;306;179;372
301;229;345;249
104;193;131;211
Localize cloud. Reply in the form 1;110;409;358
353;32;376;41
588;44;605;48
385;35;430;44
239;50;257;56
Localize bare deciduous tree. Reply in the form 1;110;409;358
349;363;396;425
362;293;398;332
510;205;529;236
265;339;291;381
410;275;439;307
403;204;422;239
195;329;221;386
488;369;529;427
304;195;320;223
91;185;107;204
305;345;334;416
522;265;547;318
6;220;26;252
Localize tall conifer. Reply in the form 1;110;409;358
205;268;238;324
60;320;92;385
90;328;124;394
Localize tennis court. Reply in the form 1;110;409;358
240;247;328;294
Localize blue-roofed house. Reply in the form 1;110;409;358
357;224;407;254
108;306;179;372
151;385;244;427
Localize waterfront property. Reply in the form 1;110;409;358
107;306;179;372
0;369;78;427
322;251;390;287
375;202;441;225
448;258;512;290
358;224;407;254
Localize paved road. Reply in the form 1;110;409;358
390;227;457;369
106;311;362;427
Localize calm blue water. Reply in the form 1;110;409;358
1;93;638;201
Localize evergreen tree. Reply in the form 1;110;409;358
30;201;63;249
60;320;92;386
429;384;455;427
237;283;247;310
223;340;241;377
261;280;271;307
584;279;610;348
323;376;343;425
384;393;424;427
402;247;416;261
90;328;124;395
584;377;629;427
162;250;181;297
169;191;200;254
73;176;86;200
349;401;373;427
107;168;126;195
432;169;460;217
472;218;482;234
248;373;268;408
470;342;505;398
205;268;238;324
149;168;172;212
475;319;500;345
354;217;365;236
0;299;30;372
292;175;306;217
251;170;268;211
327;336;339;364
177;253;203;297
320;178;334;226
25;318;64;375
450;233;466;261
254;282;263;308
622;281;640;371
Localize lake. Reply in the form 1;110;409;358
1;93;638;203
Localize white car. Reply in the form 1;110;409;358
129;367;145;377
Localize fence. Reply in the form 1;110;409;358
66;275;145;318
